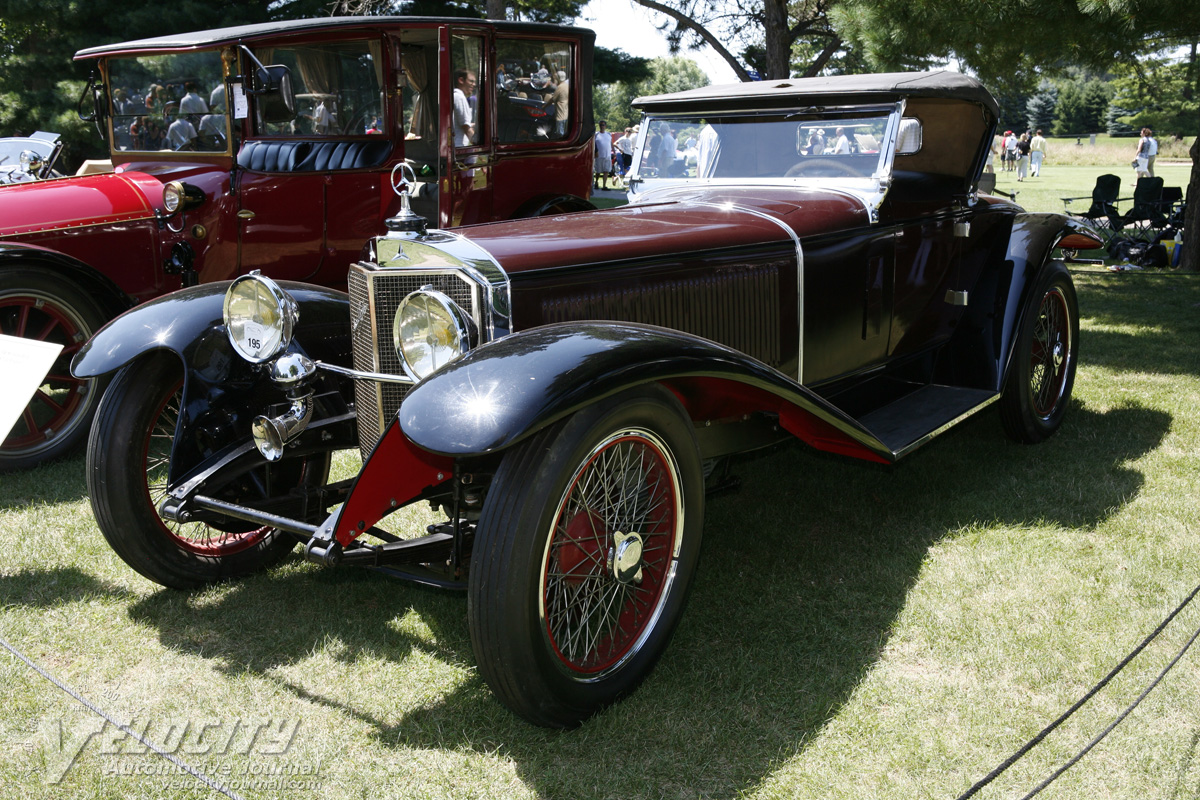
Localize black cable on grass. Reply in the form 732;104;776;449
956;579;1200;800
0;633;246;800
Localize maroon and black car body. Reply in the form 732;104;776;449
0;16;596;469
73;72;1101;728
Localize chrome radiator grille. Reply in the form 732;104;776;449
348;262;480;457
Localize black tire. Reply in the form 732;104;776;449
1000;261;1079;443
87;353;326;589
468;385;704;728
0;269;111;470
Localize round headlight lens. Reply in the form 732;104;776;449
223;273;297;363
393;290;474;380
162;181;184;213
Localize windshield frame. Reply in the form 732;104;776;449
627;100;906;222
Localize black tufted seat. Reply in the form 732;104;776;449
237;139;393;173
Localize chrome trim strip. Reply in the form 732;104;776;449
317;361;415;385
687;200;805;383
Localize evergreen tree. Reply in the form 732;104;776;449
1106;103;1138;136
1026;84;1058;133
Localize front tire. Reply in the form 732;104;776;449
0;269;110;470
1000;261;1079;443
468;385;704;728
87;353;325;589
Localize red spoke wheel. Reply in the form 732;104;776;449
1000;261;1079;443
469;385;704;728
0;270;109;469
87;353;328;589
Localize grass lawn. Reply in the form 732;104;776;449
3;267;1200;798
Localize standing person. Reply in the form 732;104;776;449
1133;127;1151;178
1029;129;1047;177
1146;128;1158;177
452;69;476;147
593;120;614;189
179;82;209;115
658;123;677;174
549;71;570;138
616;127;635;178
1016;133;1031;181
832;126;851;154
1004;131;1019;171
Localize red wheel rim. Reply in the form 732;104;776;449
540;429;683;677
141;380;271;556
0;293;91;452
1029;287;1071;418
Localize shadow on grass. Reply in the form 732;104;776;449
1074;271;1200;377
119;402;1167;798
0;566;136;607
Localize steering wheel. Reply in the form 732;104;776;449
784;158;867;179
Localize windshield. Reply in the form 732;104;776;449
0;136;56;165
107;50;229;154
631;108;898;185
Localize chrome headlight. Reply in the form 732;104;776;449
223;273;298;363
393;289;475;380
18;150;43;175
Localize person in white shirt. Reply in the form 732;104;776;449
179;82;209;115
1146;128;1158;177
833;127;851;154
452;69;476;147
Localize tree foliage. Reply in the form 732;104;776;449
593;55;707;131
630;0;842;81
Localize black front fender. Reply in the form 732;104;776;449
72;281;352;381
399;322;894;463
72;281;353;481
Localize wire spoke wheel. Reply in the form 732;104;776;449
0;272;107;468
1029;287;1071;419
468;386;704;728
1000;262;1079;444
142;379;271;556
541;429;681;675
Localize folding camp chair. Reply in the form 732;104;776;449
1118;176;1167;240
1161;185;1186;229
1062;173;1121;244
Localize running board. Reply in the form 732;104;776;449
856;385;999;460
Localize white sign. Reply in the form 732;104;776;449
231;81;249;120
0;334;65;443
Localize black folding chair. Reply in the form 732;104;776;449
1118;176;1167;240
1161;185;1186;229
1062;174;1122;244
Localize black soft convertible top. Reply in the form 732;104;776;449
635;71;999;119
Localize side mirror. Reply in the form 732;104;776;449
254;65;296;124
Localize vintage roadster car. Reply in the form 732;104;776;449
73;71;1100;728
0;16;595;469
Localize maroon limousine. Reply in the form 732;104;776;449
73;71;1100;728
0;16;596;469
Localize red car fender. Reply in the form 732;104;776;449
330;419;453;547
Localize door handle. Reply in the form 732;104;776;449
237;209;256;220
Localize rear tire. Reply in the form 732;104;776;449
1000;262;1079;443
0;269;110;470
87;353;325;589
468;385;704;728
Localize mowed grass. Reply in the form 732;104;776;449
3;286;1200;795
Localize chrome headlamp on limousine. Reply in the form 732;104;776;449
220;192;511;461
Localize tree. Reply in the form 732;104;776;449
629;0;846;81
1108;48;1200;138
1026;83;1058;133
830;0;1200;270
592;56;707;132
